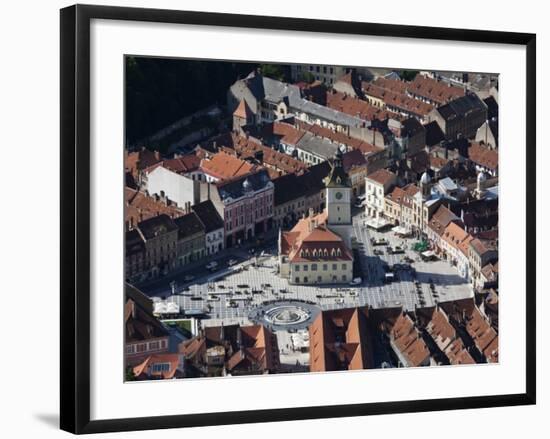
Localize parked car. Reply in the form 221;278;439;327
183;275;195;282
227;258;238;266
349;277;362;286
205;261;218;271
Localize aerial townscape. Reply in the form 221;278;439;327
124;60;499;381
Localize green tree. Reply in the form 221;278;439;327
259;64;289;82
125;367;136;381
398;70;419;81
299;71;316;84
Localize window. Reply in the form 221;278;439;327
295;265;300;272
303;265;309;271
151;363;171;373
149;341;160;350
317;275;322;282
342;263;347;270
342;275;347;281
332;264;337;270
136;343;147;353
295;277;300;283
304;276;308;283
312;264;317;271
126;345;134;354
323;264;328;270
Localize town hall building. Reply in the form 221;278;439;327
278;149;354;285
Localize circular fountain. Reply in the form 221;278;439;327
249;301;320;330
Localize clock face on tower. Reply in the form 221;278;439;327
335;192;343;200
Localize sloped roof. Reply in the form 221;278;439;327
191;200;224;233
200;151;257;181
233;99;254;119
281;212;352;263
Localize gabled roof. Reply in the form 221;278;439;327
273;161;331;206
133;354;181;379
281;212;353;263
408;74;465;105
125;147;163;177
436;94;486;122
468;142;498;171
173;211;205;240
309;307;372;372
125;285;169;343
428;205;460;237
233;99;254;119
366;168;396;186
191;200;224;233
200;151;257;181
144;154;200;175
137;214;178;240
390;313;430;367
125;187;184;226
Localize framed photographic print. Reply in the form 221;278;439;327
60;4;536;434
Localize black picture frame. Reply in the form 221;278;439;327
60;4;536;434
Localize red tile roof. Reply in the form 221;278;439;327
125;187;185;227
233;99;254;119
326;90;402;122
408;74;465;105
200;151;257;181
468;142;498;171
391;313;430;367
366;168;396;186
143;154;200;175
133;354;182;380
125;148;163;178
281;211;353;263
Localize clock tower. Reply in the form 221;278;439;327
325;149;352;228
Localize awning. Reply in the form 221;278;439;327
392;226;411;235
365;217;391;230
422;250;436;258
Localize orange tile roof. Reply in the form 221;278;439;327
366;168;396;186
445;338;475;365
391;313;430;367
468;142;498;171
281;211;353;263
408;74;465;105
428;205;459;237
326;91;402;122
125;187;185;227
465;307;498;356
233;98;254;119
125;148;163;178
442;222;472;255
309;307;372;372
133;353;181;379
425;308;455;352
362;81;434;116
272;121;307;146
143;155;200;175
200;151;256;181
